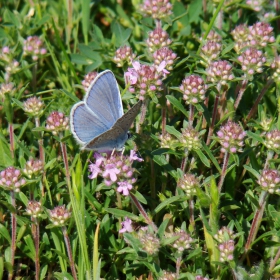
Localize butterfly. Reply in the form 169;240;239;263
70;70;142;152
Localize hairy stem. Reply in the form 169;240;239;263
218;151;229;193
62;226;77;280
129;192;157;231
9;191;16;280
246;79;274;123
206;94;220;145
234;79;248;110
242;191;268;261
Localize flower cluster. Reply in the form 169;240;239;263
237;47;266;78
216;121;246;153
23;36;47;61
195;276;209;280
138;230;160;255
113;46;136;67
153;47;177;71
23;97;45;117
82;71;98;91
248;22;275;48
0;167;26;192
49;205;71;226
26;201;43;218
179;75;207;105
271;56;280;83
177;173;199;198
140;0;172;20
171;229;193;253
146;28;172;53
201;30;222;43
88;150;143;196
232;22;275;53
200;41;222;65
0;82;14;98
214;227;235;243
125;61;166;100
0;47;20;74
246;0;265;12
206;60;234;87
264;130;280;152
231;24;250;53
159;132;177;149
159;271;177;280
219;240;235;262
180;127;201;151
257;169;280;194
23;158;44;178
0;46;12;63
46;111;69;135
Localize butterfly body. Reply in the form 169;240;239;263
70;70;142;152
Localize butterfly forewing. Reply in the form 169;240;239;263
85;70;123;125
114;101;143;132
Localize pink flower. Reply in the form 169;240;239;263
129;150;143;162
103;164;120;181
88;163;101;179
119;217;134;233
117;181;133;195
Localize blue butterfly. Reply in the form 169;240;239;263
70;70;142;151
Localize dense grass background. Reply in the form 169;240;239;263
0;0;280;279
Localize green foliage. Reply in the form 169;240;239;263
0;0;280;279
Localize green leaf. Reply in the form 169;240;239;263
0;134;13;166
152;155;179;179
166;95;188;118
24;235;35;261
243;165;260;179
154;195;184;213
246;131;264;144
105;208;140;220
195;149;210;167
111;21;132;46
202;142;221;172
0;223;11;243
165;125;181;139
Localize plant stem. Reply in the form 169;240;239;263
242;191;268;261
269;246;280;273
234;79;248;110
218;151;229;193
34;218;40;280
264;150;274;170
129;192;157;231
246;78;274;122
62;226;77;280
189;199;195;230
9;191;16;280
206;94;220;145
189;104;194;127
138;99;148;133
176;256;182;277
9;123;14;159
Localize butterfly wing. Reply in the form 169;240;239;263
84;100;142;151
70;70;123;146
84;70;123;123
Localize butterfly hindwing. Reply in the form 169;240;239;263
70;102;111;145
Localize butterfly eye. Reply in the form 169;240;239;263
127;132;132;139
